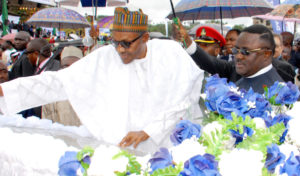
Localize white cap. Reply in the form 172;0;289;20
61;46;83;59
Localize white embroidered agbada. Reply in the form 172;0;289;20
0;39;204;153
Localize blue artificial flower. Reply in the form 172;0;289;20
204;75;231;112
279;129;289;144
58;151;82;176
204;74;228;91
244;88;271;118
148;148;173;173
272;114;292;127
179;154;221;176
265;144;286;173
266;81;300;105
170;120;201;146
215;91;248;120
275;82;300;105
267;81;281;100
264;114;291;143
229;126;253;145
280;152;300;176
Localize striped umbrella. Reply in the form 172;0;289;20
167;0;274;35
26;7;90;29
97;16;114;29
255;4;300;23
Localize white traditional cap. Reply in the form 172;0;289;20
61;46;83;59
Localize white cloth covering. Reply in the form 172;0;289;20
0;39;204;153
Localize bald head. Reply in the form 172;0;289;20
14;31;31;51
27;38;51;58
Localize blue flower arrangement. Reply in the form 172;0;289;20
60;75;300;176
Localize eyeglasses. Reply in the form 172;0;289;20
232;47;268;56
24;50;38;55
111;33;144;49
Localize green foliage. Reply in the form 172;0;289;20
219;113;256;133
199;128;230;160
148;23;172;36
236;123;285;156
76;146;95;176
113;150;142;175
232;24;246;31
262;167;277;176
151;163;183;176
202;111;223;125
150;163;183;176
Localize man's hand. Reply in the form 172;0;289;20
119;131;149;148
172;19;192;48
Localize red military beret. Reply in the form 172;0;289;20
195;26;226;47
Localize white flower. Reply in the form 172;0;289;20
88;145;128;176
279;144;299;157
170;136;206;164
219;149;264;176
230;86;241;95
252;117;267;129
286;117;300;146
247;101;256;109
202;121;223;136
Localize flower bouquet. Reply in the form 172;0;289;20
58;75;300;176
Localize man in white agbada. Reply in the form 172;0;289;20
0;7;204;153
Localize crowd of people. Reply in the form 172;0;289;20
0;7;299;153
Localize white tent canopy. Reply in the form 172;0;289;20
25;0;56;6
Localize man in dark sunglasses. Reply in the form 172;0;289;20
174;23;283;94
0;7;204;153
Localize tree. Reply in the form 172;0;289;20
232;24;245;31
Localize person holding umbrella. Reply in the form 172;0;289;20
173;20;283;93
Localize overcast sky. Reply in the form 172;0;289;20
63;0;253;26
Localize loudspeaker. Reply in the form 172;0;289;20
37;3;41;8
18;0;23;5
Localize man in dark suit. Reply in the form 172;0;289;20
25;38;60;74
174;23;283;94
9;31;35;80
24;38;60;118
272;33;295;83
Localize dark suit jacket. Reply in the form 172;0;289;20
33;56;60;118
35;57;60;74
272;58;295;83
9;52;35;80
190;46;284;93
236;67;283;94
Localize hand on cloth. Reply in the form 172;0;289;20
119;131;149;148
172;19;192;48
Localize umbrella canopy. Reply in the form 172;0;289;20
255;4;300;23
97;16;114;29
26;0;56;6
56;0;127;7
167;0;274;35
26;8;90;29
1;33;16;41
167;0;274;20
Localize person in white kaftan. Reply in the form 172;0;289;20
0;7;204;153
